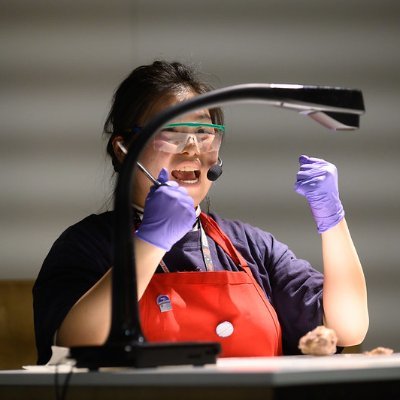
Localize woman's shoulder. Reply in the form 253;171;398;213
207;212;278;249
208;212;268;233
70;210;114;228
59;211;115;240
39;211;115;275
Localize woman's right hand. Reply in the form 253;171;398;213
136;168;196;251
294;155;344;234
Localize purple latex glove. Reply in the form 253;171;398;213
294;155;345;233
136;168;196;251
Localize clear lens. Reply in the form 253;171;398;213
153;123;224;154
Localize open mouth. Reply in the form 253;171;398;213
171;168;200;184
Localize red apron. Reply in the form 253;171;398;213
139;213;282;357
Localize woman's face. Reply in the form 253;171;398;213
132;89;220;208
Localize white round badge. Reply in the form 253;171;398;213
216;321;234;338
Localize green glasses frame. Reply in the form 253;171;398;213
165;122;225;131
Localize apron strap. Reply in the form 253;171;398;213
199;213;250;269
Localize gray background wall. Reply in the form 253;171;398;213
1;0;399;352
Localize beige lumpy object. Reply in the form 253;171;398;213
364;347;394;356
298;325;338;356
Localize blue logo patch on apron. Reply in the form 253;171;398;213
156;294;172;312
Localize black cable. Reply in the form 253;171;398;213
54;362;74;400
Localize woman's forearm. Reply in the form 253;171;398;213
321;219;369;346
56;237;165;347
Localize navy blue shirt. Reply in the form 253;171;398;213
33;211;323;364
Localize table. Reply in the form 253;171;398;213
1;354;400;399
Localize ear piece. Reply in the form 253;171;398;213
117;141;128;155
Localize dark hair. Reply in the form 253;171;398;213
104;60;224;172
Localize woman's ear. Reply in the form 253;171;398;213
112;136;128;163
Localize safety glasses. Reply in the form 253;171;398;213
153;122;224;154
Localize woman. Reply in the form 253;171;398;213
33;60;369;364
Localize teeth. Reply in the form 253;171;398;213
176;168;196;172
180;179;198;184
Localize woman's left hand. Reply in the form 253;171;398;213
294;155;345;233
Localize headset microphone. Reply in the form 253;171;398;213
207;157;223;181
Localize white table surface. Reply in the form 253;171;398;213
1;353;400;387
